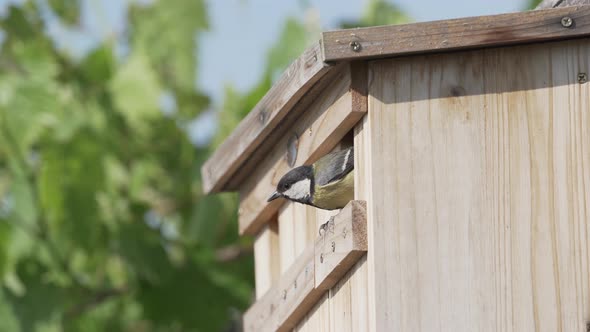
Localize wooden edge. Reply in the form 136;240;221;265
322;5;590;62
238;63;367;236
243;200;367;332
201;41;331;194
314;201;367;290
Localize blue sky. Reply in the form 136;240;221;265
199;0;527;102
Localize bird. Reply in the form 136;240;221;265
267;146;354;233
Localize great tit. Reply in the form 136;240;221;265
267;146;354;210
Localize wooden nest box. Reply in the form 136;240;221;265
203;5;590;332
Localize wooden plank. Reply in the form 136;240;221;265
365;38;590;331
322;5;590;62
537;0;590;9
293;293;330;332
201;42;330;194
243;200;368;332
254;220;280;299
340;62;371;332
244;244;317;332
278;203;317;275
238;64;367;236
314;201;367;291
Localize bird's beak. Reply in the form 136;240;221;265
267;191;282;202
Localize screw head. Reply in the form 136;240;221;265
578;72;588;84
282;289;287;300
331;241;336;252
561;16;573;28
350;41;362;52
320;253;324;263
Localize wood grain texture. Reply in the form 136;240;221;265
243;244;318;332
254;220;280;299
278;203;317;274
295;71;370;332
238;64;367;236
365;39;590;331
201;42;330;194
243;200;368;332
537;0;590;9
293;294;330;332
314;201;367;291
322;6;590;62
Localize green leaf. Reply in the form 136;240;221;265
339;0;411;29
77;46;115;85
110;50;162;134
138;259;244;331
129;0;208;91
3;259;68;332
526;0;544;9
0;289;21;332
0;77;61;154
115;222;171;283
47;0;80;25
39;131;108;257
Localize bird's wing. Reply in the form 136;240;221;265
313;147;354;187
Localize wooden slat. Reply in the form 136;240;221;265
365;38;590;331
254;220;280;298
314;201;367;291
243;200;367;332
201;42;330;194
294;66;369;332
278;203;317;274
322;5;590;62
238;64;367;236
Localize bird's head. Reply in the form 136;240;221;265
267;165;313;205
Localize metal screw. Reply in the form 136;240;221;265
578;72;588;84
561;16;573;28
293;280;297;289
282;289;287;300
331;241;336;252
342;227;347;238
350;41;362;52
320;253;324;263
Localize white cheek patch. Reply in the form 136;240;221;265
342;148;351;171
284;179;311;201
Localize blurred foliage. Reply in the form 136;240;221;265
526;0;544;8
0;0;410;331
0;1;251;331
339;0;410;29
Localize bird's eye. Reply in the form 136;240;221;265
284;183;291;190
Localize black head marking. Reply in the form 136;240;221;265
275;165;314;205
